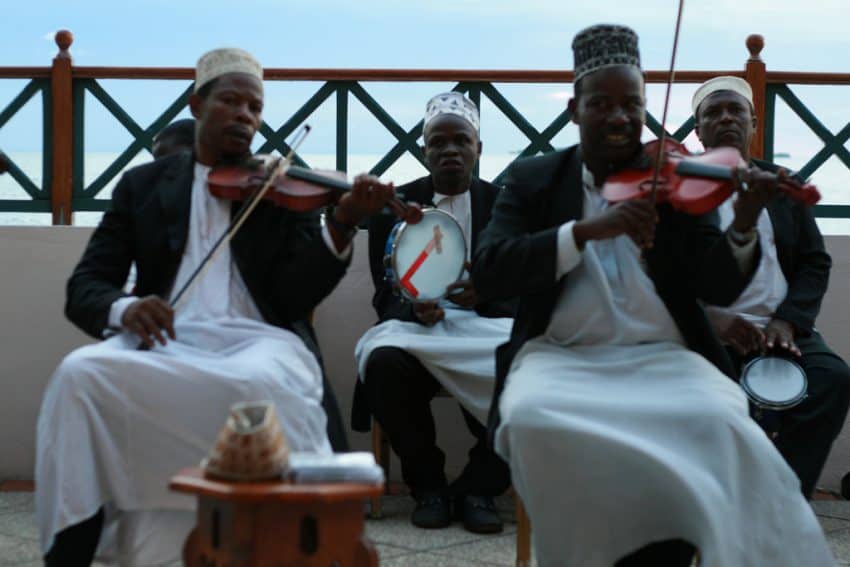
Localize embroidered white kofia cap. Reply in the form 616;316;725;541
195;48;263;93
424;92;480;133
692;76;753;115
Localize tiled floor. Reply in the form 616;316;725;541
1;492;850;565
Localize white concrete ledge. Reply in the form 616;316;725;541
1;227;849;491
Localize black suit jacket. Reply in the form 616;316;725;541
350;175;515;432
367;175;515;322
752;159;831;336
471;145;759;438
66;152;352;447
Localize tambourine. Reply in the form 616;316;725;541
383;208;467;302
740;355;808;439
740;355;807;411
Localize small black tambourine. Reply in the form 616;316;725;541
740;355;807;438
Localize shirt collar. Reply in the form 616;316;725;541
433;189;469;205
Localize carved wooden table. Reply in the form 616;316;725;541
170;467;382;566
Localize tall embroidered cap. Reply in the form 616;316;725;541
572;24;641;82
692;76;754;115
424;92;480;133
195;48;263;93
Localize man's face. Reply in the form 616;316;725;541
568;65;645;168
189;73;263;163
423;114;481;191
695;90;755;155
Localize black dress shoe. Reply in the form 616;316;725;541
456;494;503;534
411;490;451;529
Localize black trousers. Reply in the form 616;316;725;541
730;332;850;496
44;508;103;566
321;372;349;452
614;539;696;567
363;346;511;498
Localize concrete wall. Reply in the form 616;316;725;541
1;227;849;492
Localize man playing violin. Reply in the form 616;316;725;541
472;24;833;566
35;48;395;566
352;92;513;533
695;76;850;499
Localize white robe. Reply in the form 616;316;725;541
494;171;834;566
36;163;333;565
355;306;512;423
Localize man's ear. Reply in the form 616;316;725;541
188;94;203;119
477;140;483;158
568;98;579;125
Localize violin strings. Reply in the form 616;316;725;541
650;0;686;205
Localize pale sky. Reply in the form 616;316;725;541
1;1;848;166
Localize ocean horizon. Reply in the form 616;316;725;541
2;151;849;234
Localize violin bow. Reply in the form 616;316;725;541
649;0;687;206
167;125;311;311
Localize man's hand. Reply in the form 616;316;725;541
413;301;445;326
445;261;478;308
445;280;477;308
121;295;175;348
334;174;395;227
573;199;658;249
731;167;784;232
720;316;766;356
765;317;801;357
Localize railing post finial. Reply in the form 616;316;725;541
744;34;767;160
50;29;74;224
54;30;73;60
746;34;764;62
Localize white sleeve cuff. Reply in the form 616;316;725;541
727;230;759;275
555;220;583;280
108;295;138;330
322;223;353;260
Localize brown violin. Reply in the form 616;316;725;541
207;154;423;224
602;139;821;215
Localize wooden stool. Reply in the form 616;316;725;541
170;467;382;566
515;495;532;566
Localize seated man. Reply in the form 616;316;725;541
36;48;394;566
352;93;513;533
472;25;834;566
152;118;195;159
694;75;850;498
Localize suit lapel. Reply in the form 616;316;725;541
412;176;436;207
468;178;490;254
158;152;194;255
547;147;585;228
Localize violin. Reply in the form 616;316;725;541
602;139;821;216
207;154;423;224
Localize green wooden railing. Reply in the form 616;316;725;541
0;30;848;224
